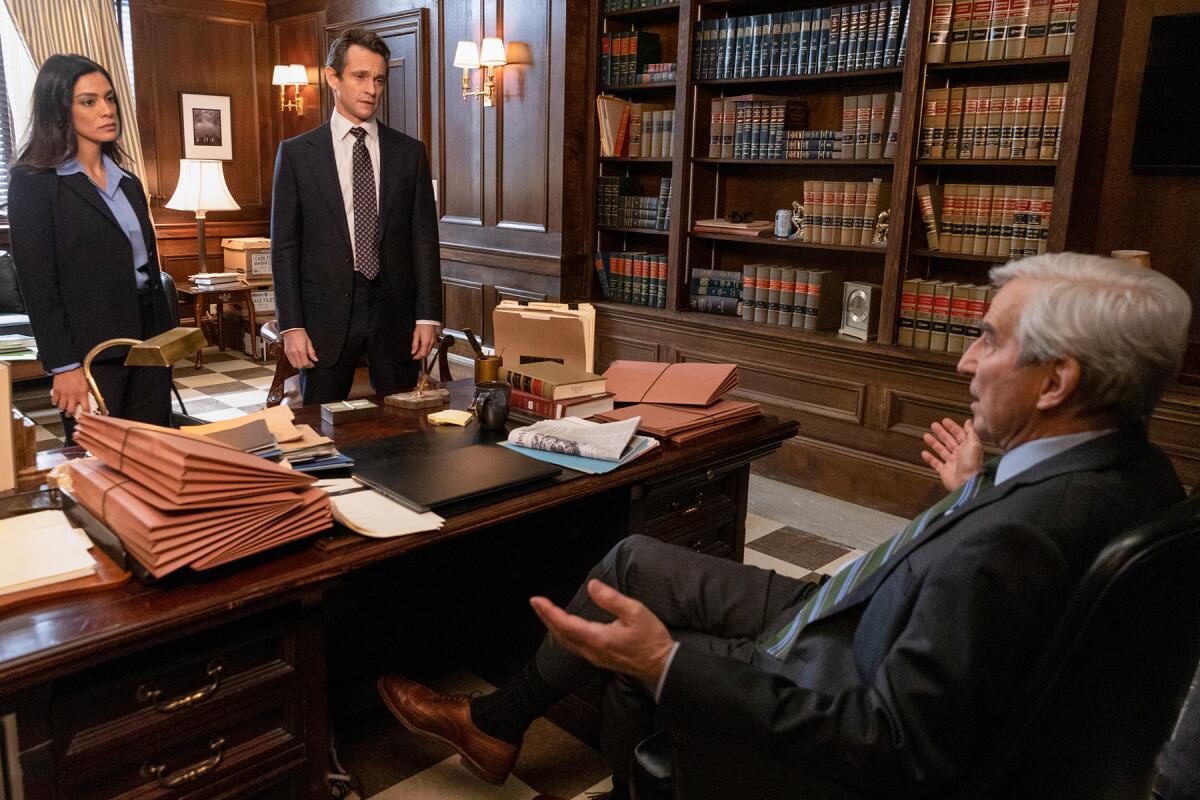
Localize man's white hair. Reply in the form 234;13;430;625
990;252;1192;426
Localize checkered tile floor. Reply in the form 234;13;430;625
14;359;908;799
12;347;275;448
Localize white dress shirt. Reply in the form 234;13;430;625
329;110;381;265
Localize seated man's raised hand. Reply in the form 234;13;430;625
921;417;983;492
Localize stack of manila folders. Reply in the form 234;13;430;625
596;361;760;442
65;413;332;578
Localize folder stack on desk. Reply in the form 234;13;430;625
67;414;331;578
596;361;761;442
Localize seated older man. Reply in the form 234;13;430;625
379;252;1192;800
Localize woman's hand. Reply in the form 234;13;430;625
51;368;92;417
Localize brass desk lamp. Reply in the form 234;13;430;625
82;327;208;416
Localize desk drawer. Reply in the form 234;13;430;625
630;465;742;552
60;694;305;800
53;608;300;760
661;521;736;560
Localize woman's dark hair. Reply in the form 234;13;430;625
326;28;391;76
13;53;129;169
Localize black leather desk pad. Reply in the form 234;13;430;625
343;427;563;513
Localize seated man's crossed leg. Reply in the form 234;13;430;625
377;534;814;796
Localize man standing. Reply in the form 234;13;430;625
377;253;1191;798
271;28;440;404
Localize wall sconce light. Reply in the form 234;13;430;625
271;64;309;115
453;37;507;107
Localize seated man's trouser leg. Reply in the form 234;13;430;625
534;535;817;782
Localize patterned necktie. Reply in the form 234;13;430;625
349;127;380;280
761;458;999;659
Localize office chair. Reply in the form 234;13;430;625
631;492;1200;800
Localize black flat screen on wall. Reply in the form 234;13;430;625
1130;13;1200;174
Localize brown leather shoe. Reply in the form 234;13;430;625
377;674;519;785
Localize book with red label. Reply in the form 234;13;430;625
499;361;606;400
510;388;615;420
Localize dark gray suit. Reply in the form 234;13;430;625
540;428;1183;797
269;121;441;402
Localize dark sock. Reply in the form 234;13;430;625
605;777;631;800
470;662;561;744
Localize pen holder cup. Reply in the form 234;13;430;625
475;356;502;383
470;381;511;430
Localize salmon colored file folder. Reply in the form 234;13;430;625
602;361;739;405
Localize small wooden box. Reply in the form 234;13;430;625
320;399;380;425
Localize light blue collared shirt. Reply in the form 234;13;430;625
51;155;151;374
994;428;1116;486
56;154;150;289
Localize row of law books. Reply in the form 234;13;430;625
692;1;910;81
799;179;890;246
840;91;903;160
597;96;676;158
594;251;669;309
596;176;672;229
927;0;1077;64
916;183;1051;256
741;265;845;330
706;96;807;160
898;279;998;354
600;31;662;86
919;83;1066;161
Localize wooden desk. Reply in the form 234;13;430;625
0;388;796;799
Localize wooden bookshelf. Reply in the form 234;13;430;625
584;0;1190;515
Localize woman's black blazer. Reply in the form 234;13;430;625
8;164;163;371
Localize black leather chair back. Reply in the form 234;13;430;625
954;491;1200;800
159;271;180;327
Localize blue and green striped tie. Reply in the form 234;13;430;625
761;459;998;659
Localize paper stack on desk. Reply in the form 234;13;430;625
595;399;761;443
68;414;332;578
0;510;97;595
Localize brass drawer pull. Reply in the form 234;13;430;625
141;736;225;787
136;661;224;712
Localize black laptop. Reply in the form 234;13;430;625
343;435;562;512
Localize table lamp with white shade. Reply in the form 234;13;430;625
165;159;240;273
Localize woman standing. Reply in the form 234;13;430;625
8;54;172;441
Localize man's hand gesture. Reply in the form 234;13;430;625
921;417;983;492
530;580;675;685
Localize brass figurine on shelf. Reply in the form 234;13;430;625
789;201;806;241
872;208;890;245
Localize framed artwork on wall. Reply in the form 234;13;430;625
180;92;233;160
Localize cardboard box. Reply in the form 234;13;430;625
221;237;272;276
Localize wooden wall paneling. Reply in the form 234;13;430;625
495;0;550;235
559;0;599;299
596;333;660;366
131;0;274;225
440;275;484;338
270;11;328;143
440;0;486;230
